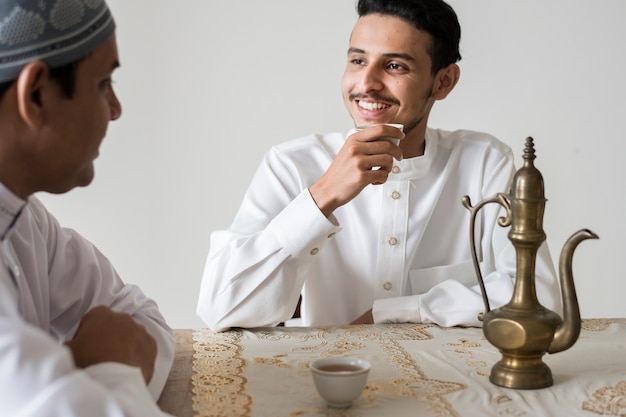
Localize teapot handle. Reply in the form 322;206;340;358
462;193;512;320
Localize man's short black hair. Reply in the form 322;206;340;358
357;0;462;73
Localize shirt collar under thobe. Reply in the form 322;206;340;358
0;182;26;241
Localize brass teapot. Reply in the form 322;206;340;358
462;137;597;389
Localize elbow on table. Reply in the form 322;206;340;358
197;299;293;332
196;301;233;332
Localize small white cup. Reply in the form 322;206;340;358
355;123;404;145
310;357;371;408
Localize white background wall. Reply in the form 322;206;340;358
38;1;626;328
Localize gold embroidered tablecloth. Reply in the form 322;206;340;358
189;320;626;417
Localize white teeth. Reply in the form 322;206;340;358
358;101;390;111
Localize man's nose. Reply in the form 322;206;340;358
109;89;122;121
358;65;384;92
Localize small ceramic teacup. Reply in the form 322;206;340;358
355;123;404;145
310;357;371;408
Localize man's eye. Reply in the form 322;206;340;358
349;58;365;66
100;77;114;88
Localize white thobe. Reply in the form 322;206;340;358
198;128;562;331
0;183;175;417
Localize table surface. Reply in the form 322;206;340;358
158;319;626;417
157;329;195;417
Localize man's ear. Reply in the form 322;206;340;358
15;61;50;129
431;63;460;101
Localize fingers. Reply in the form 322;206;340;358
66;305;157;384
356;152;395;174
344;138;399;180
349;124;404;161
353;124;405;142
309;124;404;216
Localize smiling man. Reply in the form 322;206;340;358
0;1;174;416
197;0;561;331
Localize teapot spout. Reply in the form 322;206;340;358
548;229;598;354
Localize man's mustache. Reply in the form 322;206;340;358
349;93;400;106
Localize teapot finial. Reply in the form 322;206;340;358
523;136;536;162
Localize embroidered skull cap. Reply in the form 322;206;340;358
0;0;115;83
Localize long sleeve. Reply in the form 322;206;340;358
0;195;175;416
0;293;173;417
198;143;342;331
372;233;561;327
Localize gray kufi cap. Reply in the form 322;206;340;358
0;0;115;83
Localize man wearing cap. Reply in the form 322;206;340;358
0;1;174;416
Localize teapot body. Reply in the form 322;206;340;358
482;301;562;388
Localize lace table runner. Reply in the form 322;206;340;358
191;320;626;417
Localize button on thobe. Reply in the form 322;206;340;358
374;168;408;299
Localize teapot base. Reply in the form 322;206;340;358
490;355;553;389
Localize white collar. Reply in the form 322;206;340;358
0;182;26;240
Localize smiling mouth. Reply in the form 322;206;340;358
357;100;391;111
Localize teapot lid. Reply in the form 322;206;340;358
510;137;545;202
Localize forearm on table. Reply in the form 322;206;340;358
198;192;340;331
372;273;515;327
198;250;305;330
133;310;175;399
0;321;170;417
